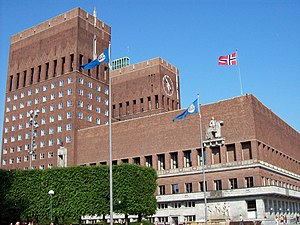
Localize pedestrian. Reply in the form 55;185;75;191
239;214;244;225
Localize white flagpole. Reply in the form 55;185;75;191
236;50;243;96
93;7;97;60
108;43;113;225
198;94;208;225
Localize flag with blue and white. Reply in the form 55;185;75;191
81;47;109;70
172;98;199;122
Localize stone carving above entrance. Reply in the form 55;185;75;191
203;117;225;147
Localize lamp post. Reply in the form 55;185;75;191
29;109;39;169
48;190;54;224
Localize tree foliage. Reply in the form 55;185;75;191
0;164;157;224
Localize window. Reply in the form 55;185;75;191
10;158;14;165
43;85;48;91
6;107;10;112
78;112;83;119
24;156;29;162
68;77;74;84
17;157;22;163
12;115;16;121
78;89;83;96
41;130;46;136
87;104;92;110
40;141;46;147
58;102;64;109
133;157;140;165
229;178;238;189
57;126;63;132
88;81;93;88
245;177;254;188
184;201;196;208
214;180;222;190
183;150;192;167
48;152;54;158
35;98;39;104
10;147;15;153
158;154;165;170
78;77;84;84
96;85;101;91
27;100;32;106
49;128;54;134
104;99;109;105
59;80;64;86
96;107;101;113
67;100;72;107
41;118;46;124
20;102;24;108
32;154;37;160
185;183;193;193
59;91;64;98
96;96;101;102
57;138;63;145
170;152;178;169
87;115;92;122
88;93;92;99
17;146;22;152
19;113;24;119
13;105;17;110
42;107;46;113
67;112;72;118
159;185;166;195
28;89;32;96
51;93;56;100
50;116;55;123
35;87;40;93
14;94;18;100
7;96;11;102
25;144;29;151
48;163;53;169
104;110;108;116
50;105;55;111
40;165;45;170
51;83;56;89
104;88;108;95
172;184;179;194
96;118;101;125
66;136;71;143
66;123;72;130
17;134;22;141
40;153;45;159
78;100;83;107
199;181;207;192
4;127;8;133
68;88;73;95
58;114;63;120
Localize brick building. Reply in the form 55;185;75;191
1;7;300;224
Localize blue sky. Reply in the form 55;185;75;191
0;0;299;145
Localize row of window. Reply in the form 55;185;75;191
158;177;254;195
2;151;55;166
265;198;300;213
157;201;195;209
6;90;107;113
6;76;108;103
261;176;298;191
149;215;196;223
8;53;109;92
113;95;178;117
5;108;107;126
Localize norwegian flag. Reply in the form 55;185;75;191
218;52;237;66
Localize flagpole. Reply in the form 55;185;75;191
108;43;113;225
93;7;97;60
198;94;208;225
236;50;243;96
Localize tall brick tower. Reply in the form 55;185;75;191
2;8;111;169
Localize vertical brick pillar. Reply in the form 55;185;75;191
220;145;227;164
251;140;258;161
178;151;184;169
206;147;212;166
165;152;170;170
192;148;198;168
235;142;243;161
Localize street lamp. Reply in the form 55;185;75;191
29;109;39;169
48;190;54;223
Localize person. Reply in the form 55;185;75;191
296;215;299;224
15;222;20;225
280;215;284;223
239;214;244;225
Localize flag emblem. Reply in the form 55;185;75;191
218;52;237;66
172;99;199;122
81;47;110;70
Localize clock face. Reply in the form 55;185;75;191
162;75;174;96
